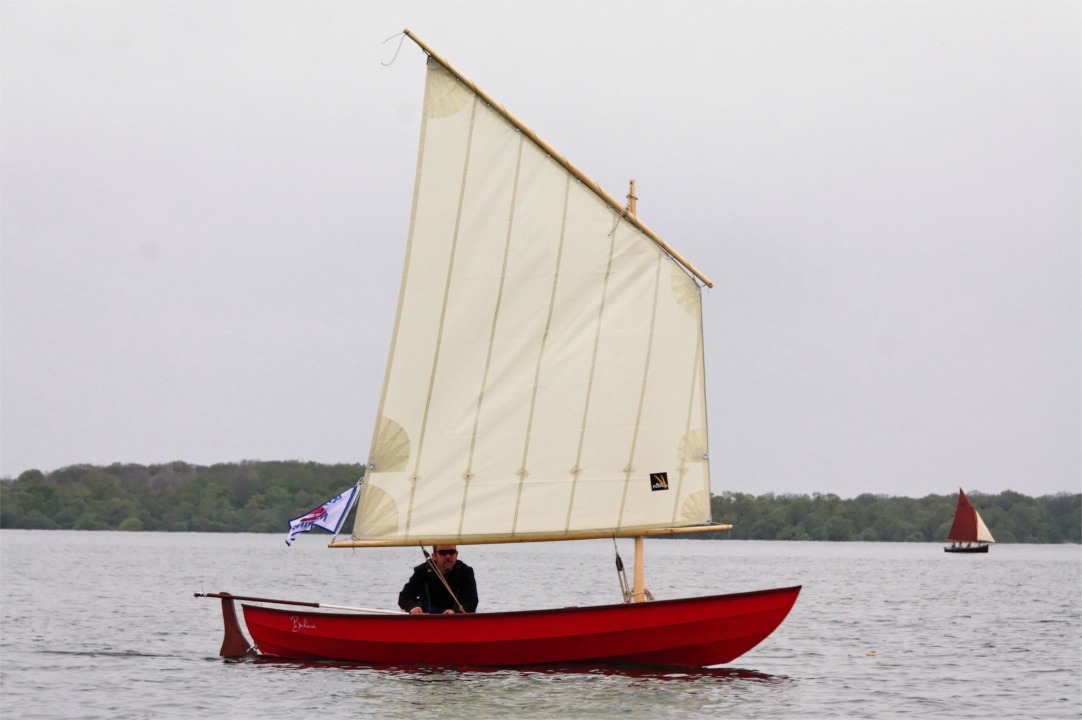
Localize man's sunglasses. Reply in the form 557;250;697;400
436;549;458;557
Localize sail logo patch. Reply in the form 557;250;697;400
650;472;669;491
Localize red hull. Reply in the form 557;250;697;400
240;585;801;668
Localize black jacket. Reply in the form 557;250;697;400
397;559;478;614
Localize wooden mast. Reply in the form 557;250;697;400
627;179;647;603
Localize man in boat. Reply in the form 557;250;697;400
398;545;478;614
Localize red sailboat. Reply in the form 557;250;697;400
203;585;801;667
199;29;800;668
944;488;996;553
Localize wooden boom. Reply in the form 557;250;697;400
328;523;732;548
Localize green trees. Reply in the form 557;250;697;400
0;461;364;533
709;490;1081;543
1;462;1078;542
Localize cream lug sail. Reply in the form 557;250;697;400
338;52;718;547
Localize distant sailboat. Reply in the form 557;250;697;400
944;488;995;553
198;29;800;667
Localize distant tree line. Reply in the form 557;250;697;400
1;462;1078;542
710;490;1080;543
0;461;364;533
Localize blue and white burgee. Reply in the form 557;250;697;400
285;484;359;546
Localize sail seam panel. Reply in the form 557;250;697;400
357;58;439;539
563;210;622;533
672;320;707;526
616;245;664;530
458;132;527;538
694;279;713;523
404;93;481;538
510;173;572;536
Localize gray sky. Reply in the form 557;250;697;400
2;1;1078;499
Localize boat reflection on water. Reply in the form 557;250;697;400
244;655;788;684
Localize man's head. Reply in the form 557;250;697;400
432;545;458;574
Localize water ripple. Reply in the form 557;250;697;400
1;532;1079;719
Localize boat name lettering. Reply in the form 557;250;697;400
291;616;317;633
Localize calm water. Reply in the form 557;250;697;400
1;531;1079;719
